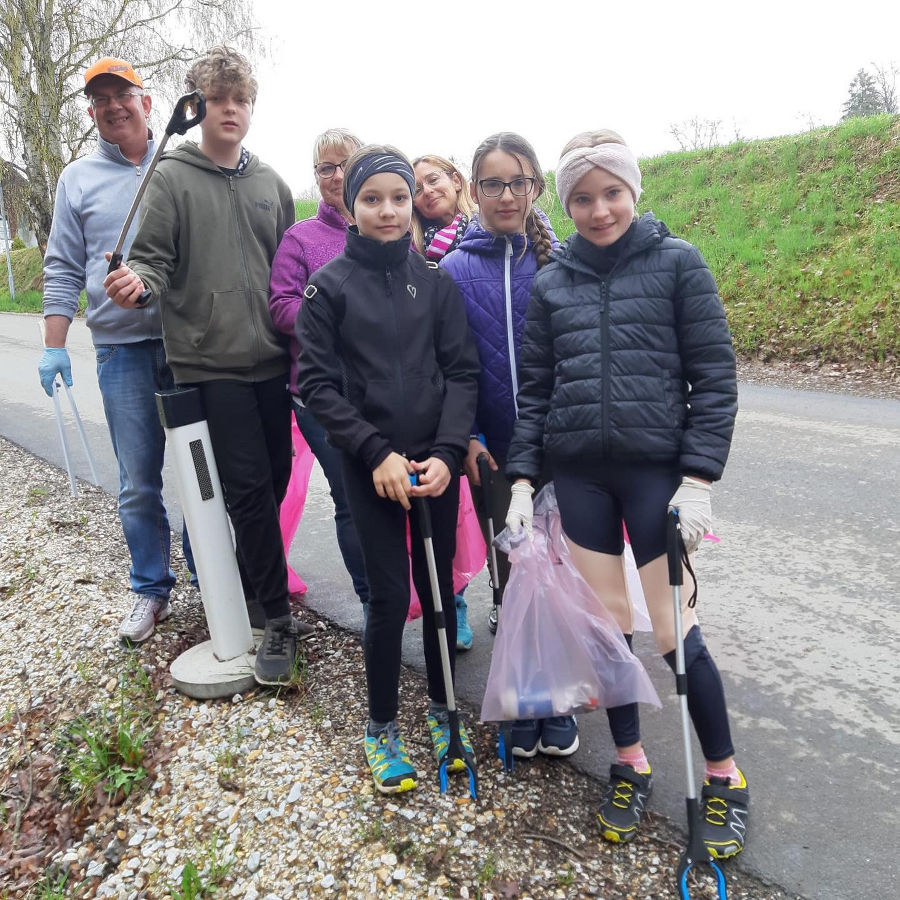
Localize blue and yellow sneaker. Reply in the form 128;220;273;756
426;711;475;773
700;768;750;859
364;721;417;794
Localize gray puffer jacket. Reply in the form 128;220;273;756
506;213;737;483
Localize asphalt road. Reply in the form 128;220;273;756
3;312;898;900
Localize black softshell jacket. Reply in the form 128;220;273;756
506;214;738;483
295;227;480;473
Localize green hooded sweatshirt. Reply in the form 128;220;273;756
128;142;295;384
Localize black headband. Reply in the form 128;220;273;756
343;152;416;213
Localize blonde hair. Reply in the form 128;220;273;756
313;128;362;167
185;45;258;103
471;132;553;268
410;154;476;253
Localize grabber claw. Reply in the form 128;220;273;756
411;473;478;799
668;510;728;899
497;722;514;773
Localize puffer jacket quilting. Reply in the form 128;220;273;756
506;213;737;482
440;215;553;457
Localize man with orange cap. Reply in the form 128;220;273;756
39;57;196;643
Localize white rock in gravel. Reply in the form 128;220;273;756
128;831;144;847
254;808;269;823
145;826;158;840
232;693;243;703
381;852;398;867
287;783;302;803
247;851;261;873
391;868;406;882
86;860;105;877
165;847;179;866
321;874;335;888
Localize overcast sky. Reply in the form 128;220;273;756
245;0;898;197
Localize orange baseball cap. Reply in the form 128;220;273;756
84;57;143;93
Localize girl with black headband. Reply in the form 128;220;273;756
296;145;481;794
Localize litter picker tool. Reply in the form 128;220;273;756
475;447;514;772
667;510;727;900
411;474;478;799
52;379;98;496
107;90;206;306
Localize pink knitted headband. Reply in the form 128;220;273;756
556;144;643;215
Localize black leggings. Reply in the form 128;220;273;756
606;626;735;762
341;454;458;723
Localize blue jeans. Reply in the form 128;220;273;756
294;401;369;605
95;339;195;597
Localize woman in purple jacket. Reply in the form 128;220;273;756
269;128;369;612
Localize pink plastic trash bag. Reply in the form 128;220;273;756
406;475;487;622
279;418;314;597
481;484;660;722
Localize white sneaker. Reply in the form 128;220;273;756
118;593;171;643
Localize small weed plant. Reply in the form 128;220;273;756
168;833;234;899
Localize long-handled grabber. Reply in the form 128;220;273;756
667;510;727;900
107;90;206;306
411;475;478;799
475;449;513;772
52;378;98;496
475;447;504;633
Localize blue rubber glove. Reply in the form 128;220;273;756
38;347;73;397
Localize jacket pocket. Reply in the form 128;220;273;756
194;290;256;371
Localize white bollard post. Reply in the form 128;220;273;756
156;388;256;698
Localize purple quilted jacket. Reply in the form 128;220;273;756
440;214;556;457
269;200;349;394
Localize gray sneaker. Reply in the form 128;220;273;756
118;593;171;643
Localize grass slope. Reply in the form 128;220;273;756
5;119;897;364
544;115;899;363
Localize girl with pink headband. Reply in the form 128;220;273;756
504;129;749;859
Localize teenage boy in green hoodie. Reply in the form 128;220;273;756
104;45;313;684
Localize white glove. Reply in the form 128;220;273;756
668;477;712;553
506;481;535;536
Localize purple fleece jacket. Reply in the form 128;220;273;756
269;200;349;394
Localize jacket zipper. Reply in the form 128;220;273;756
600;280;610;455
228;175;260;361
386;266;408;452
503;238;519;415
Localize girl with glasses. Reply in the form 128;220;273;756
504;129;748;858
439;134;580;760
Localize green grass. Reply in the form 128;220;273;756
545;115;899;363
5;119;897;364
295;199;318;221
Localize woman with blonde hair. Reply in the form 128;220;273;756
412;155;476;260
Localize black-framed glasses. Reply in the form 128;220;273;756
314;160;348;179
477;176;535;198
90;90;143;109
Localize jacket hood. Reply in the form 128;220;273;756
552;212;671;274
161;141;260;175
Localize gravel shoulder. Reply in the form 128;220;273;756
0;437;803;900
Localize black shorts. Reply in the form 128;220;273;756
552;461;680;567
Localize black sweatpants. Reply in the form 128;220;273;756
191;375;292;620
341;454;459;723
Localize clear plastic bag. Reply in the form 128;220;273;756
481;483;660;722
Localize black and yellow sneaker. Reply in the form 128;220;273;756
700;768;750;859
596;764;653;843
